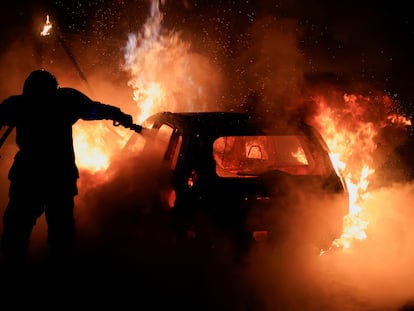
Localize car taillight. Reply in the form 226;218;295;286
167;189;176;208
161;188;176;209
186;169;198;188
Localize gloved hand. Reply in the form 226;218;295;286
118;113;133;128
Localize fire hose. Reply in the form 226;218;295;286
113;121;144;133
127;123;144;133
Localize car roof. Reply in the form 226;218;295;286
143;111;312;136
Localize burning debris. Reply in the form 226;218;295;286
40;14;52;37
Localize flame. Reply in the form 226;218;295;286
313;92;411;250
40;15;52;36
74;0;180;172
292;147;308;164
73;121;130;173
61;0;217;174
387;114;412;126
123;0;210;123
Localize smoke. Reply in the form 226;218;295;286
73;148;414;310
239;181;414;311
230;16;308;114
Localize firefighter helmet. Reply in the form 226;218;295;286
23;69;59;97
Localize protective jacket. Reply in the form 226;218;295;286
0;87;130;195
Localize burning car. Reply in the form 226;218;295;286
125;111;349;257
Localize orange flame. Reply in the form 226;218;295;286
73;121;131;173
314;92;411;250
72;0;220;173
292;147;308;165
123;0;212;123
388;114;412;126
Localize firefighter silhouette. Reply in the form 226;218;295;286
0;69;135;271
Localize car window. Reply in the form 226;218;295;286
213;135;328;177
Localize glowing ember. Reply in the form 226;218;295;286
40;15;52;36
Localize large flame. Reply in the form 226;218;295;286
75;0;185;171
313;93;411;250
122;0;211;123
73;121;130;172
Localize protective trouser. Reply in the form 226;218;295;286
0;178;76;269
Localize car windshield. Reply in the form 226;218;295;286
213;135;328;177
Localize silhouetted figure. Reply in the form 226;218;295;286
0;69;134;275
